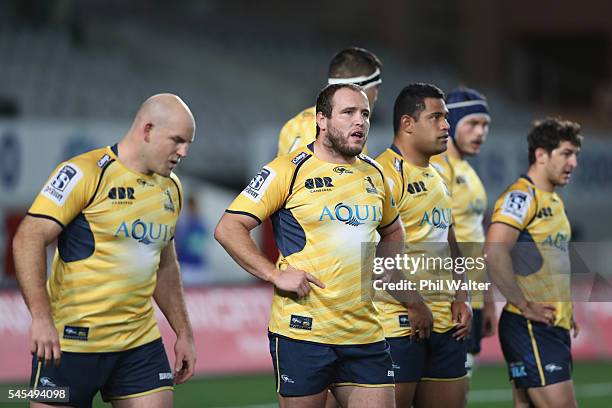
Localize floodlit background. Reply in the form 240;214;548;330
0;1;611;406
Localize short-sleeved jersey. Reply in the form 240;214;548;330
491;175;572;330
227;144;398;345
28;145;183;352
431;153;487;308
277;106;368;157
374;145;456;336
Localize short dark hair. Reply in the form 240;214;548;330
393;83;445;134
315;83;365;136
328;47;383;78
527;118;583;165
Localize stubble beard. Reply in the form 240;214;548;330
325;124;365;157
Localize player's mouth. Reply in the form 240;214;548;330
438;134;449;143
350;131;365;140
169;159;180;168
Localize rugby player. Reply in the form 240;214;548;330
13;94;197;408
485;118;582;408
430;88;496;384
216;83;430;408
277;47;382;157
375;83;472;408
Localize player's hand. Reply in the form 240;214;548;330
451;301;473;341
174;334;197;384
404;301;433;340
272;266;325;298
31;316;61;366
482;301;497;337
571;315;580;338
521;302;556;326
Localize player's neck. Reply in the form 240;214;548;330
446;139;463;160
117;138;154;176
313;139;357;165
393;138;430;167
526;167;555;193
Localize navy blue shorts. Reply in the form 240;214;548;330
498;310;572;388
269;332;395;397
30;338;173;408
467;308;483;355
387;329;468;382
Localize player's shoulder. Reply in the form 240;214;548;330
283;106;316;127
357;152;386;177
501;176;534;197
270;145;315;175
57;147;114;179
430;153;451;176
375;147;402;172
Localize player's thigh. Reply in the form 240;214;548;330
526;380;577;408
332;385;395;408
394;382;417;408
278;389;329;408
111;389;172;408
414;378;467;408
101;339;174;403
324;390;340;408
511;384;531;408
31;403;73;408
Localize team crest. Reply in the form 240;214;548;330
364;176;378;194
163;190;175;212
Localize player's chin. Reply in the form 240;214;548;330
557;174;571;185
346;142;365;156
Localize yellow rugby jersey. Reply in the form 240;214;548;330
277;106;368;157
431;153;487;308
227;143;398;345
374;145;456;336
491;175;572;330
28;144;182;352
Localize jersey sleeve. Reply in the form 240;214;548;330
380;174;400;229
226;158;293;224
169;173;184;214
491;183;536;230
28;160;98;228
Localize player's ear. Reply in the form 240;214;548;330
143;123;154;143
316;112;327;134
401;114;415;133
535;147;549;164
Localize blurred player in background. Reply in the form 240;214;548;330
485;118;582;408
13;94;197;408
430;88;496;389
277;46;382;157
375;83;472;408
216;84;408;408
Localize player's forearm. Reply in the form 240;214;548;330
214;219;278;283
484;245;527;309
377;223;425;305
154;262;193;339
448;228;469;302
13;227;53;321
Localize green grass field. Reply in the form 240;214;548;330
2;362;611;407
